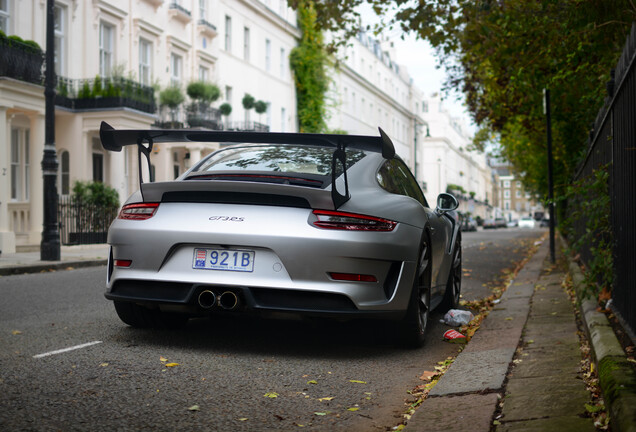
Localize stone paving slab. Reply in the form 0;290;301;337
463;327;522;353
404;393;499;432
497;416;596;432
500;389;590;422
505;374;586;395
428;348;516;396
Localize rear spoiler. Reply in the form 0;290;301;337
99;121;396;209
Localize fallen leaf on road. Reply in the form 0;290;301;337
419;371;436;381
314;412;327;416
349;380;366;384
188;405;200;411
264;392;279;398
165;363;179;367
307;380;318;385
12;330;22;335
238;418;248;421
505;317;513;321
318;397;334;402
160;356;168;362
100;362;109;367
347;407;359;411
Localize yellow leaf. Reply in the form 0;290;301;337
307;380;318;385
160;356;168;362
165;363;179;367
318;397;334;402
349;380;366;384
264;392;279;398
12;330;22;335
100;362;109;367
314;412;327;416
188;405;199;411
238;418;248;421
505;317;513;321
347;407;359;411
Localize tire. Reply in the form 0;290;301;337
114;301;189;329
440;236;462;312
398;236;432;348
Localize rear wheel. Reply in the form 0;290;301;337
398;237;431;348
441;237;462;312
114;301;189;329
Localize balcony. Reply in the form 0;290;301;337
169;2;192;24
55;76;156;114
197;19;218;39
0;34;44;85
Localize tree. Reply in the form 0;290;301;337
242;93;255;123
254;100;267;123
287;0;635;198
219;102;232;128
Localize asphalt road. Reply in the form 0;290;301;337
0;227;545;431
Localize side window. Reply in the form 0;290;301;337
377;160;428;207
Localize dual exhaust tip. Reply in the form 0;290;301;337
197;289;239;310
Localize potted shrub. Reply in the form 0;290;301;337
159;85;185;127
219;102;232;129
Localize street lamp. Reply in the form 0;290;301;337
40;0;60;260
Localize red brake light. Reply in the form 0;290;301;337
329;272;377;282
118;203;159;220
114;259;132;267
312;210;396;231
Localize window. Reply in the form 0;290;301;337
92;139;104;183
377;159;427;207
173;151;180;179
243;27;250;61
199;0;207;19
281;107;286;132
265;39;271;72
504;201;510;210
99;22;115;77
516;181;522;188
139;38;152;86
504;190;511;198
224;15;232;52
199;66;209;81
59;150;70;196
170;53;182;85
422;101;428;113
0;0;9;33
10;127;30;201
503;180;510;188
54;4;66;75
352;92;356;112
516;190;521;198
280;47;285;78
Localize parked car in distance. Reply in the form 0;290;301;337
99;122;463;348
519;217;536;228
507;219;519;228
539;218;550;227
483;218;497;229
461;216;478;232
495;218;508;228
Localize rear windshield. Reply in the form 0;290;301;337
193;145;365;176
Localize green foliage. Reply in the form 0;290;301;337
446;183;466;194
560;165;613;301
159;85;185;109
187;81;221;103
71;181;119;210
292;0;635;197
242;93;255;110
219;102;232;116
254;100;267;114
78;81;92;99
92;75;103;97
289;0;329;133
0;32;43;53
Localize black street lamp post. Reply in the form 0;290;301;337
544;88;556;264
40;0;60;261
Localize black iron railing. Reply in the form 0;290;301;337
58;195;118;245
572;22;636;335
0;35;44;84
55;76;156;113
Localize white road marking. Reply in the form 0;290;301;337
33;341;103;359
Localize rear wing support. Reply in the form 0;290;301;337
99;121;396;209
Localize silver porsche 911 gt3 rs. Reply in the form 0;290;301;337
100;121;461;347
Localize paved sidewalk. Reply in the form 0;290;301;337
0;244;109;276
405;238;596;432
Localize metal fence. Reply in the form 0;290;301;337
58;196;118;245
572;23;636;336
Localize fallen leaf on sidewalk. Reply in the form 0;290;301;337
419;371;436;381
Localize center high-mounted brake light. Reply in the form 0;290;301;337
312;210;396;231
118;203;159;220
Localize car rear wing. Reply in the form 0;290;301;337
99;121;396;209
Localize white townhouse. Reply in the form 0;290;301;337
0;0;298;253
326;31;426;171
419;94;494;219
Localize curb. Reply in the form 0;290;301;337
567;258;636;432
0;259;107;276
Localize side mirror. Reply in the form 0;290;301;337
436;193;459;214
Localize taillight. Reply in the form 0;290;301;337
118;203;159;220
312;210;396;231
114;259;132;267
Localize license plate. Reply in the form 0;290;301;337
192;248;255;272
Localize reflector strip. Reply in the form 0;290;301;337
329;272;377;282
114;259;132;267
